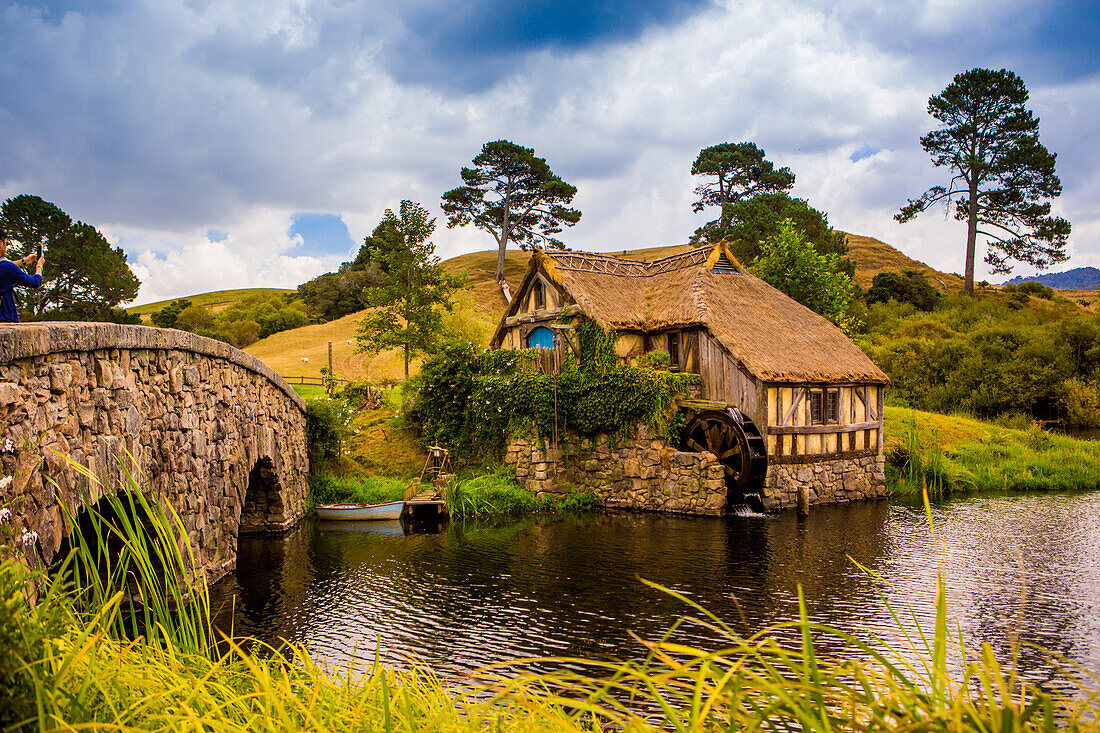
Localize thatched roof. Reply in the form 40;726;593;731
492;243;888;385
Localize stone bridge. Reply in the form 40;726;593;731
0;322;309;584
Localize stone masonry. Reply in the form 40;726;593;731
0;322;309;585
504;423;729;515
762;456;887;511
505;424;887;515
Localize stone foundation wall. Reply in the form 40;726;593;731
0;323;309;584
504;424;728;515
761;455;886;511
505;424;887;516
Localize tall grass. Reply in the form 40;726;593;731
2;463;1096;730
886;406;1100;495
53;454;213;654
446;468;599;517
306;473;415;512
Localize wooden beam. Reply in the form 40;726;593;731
769;421;880;435
782;388;805;426
770;448;879;465
559;329;580;357
678;399;732;412
502;304;584;328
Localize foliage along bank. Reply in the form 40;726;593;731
411;322;697;464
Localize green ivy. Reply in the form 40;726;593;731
415;323;697;462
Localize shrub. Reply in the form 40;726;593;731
865;270;942;311
1017;281;1055;299
635;349;671;369
415;323;696;463
305;397;353;470
1061;377;1100;428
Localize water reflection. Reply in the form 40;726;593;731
211;492;1100;684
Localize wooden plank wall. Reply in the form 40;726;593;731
697;333;761;424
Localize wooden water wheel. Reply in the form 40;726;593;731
680;408;768;497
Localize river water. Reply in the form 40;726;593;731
212;492;1100;686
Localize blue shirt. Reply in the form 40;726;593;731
0;260;43;322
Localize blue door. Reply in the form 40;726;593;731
526;326;555;349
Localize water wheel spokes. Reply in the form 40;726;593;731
680;408;768;498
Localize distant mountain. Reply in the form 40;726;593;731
1002;267;1100;290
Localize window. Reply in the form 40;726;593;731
826;389;840;424
533;281;545;310
809;390;824;425
667;332;680;368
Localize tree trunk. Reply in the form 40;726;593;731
496;243;512;304
404;345;410;379
964;180;979;296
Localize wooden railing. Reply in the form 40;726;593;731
282;375;351;386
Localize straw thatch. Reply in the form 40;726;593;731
491;243;888;385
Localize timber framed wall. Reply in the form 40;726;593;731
765;383;884;465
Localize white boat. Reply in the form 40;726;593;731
315;501;405;521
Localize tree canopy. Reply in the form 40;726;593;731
357;201;467;377
0;194;141;320
695;192;851;273
441;140;580;302
897;68;1070;294
690;142;794;219
295;219;403;321
752;219;857;334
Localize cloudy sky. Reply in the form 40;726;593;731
2;0;1098;304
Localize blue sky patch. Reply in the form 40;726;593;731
850;145;879;163
289;213;355;257
206;228;227;242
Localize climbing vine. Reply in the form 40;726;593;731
414;323;697;462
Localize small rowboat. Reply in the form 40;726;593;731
316;501;405;521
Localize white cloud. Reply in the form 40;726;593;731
2;0;1097;301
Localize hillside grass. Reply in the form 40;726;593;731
844;233;966;291
884;405;1100;494
127;287;295;320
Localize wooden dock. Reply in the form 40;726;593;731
404;491;447;523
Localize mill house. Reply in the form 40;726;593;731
489;242;889;511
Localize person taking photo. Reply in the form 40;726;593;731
0;229;45;323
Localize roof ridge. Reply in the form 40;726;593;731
543;245;712;277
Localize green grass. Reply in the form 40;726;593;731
446;467;599;517
127;288;295;317
884;405;1100;495
290;383;328;399
306;473;417;513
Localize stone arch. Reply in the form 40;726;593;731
0;322;310;586
239;457;286;534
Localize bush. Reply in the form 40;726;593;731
635;349;671;369
1017;281;1055;299
415;324;697;463
305;398;354;470
1061;377;1100;428
865;270;942;311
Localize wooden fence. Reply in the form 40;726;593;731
282;375;351;386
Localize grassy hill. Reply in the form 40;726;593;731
200;233;1091;382
128;288;295;322
843;233;966;291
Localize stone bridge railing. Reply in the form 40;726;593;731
0;322;309;584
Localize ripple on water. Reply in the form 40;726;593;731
211;492;1100;684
